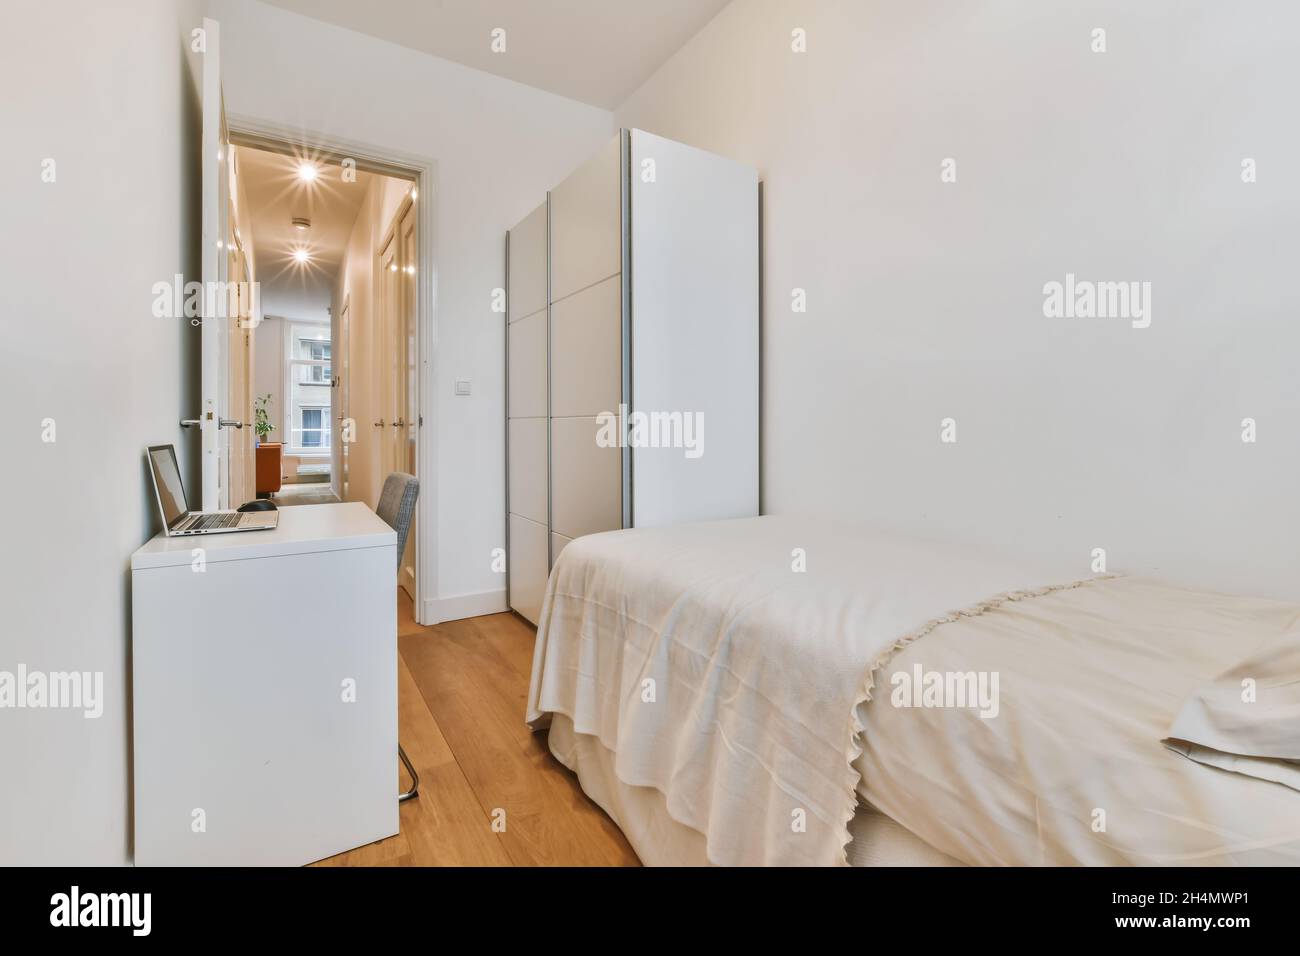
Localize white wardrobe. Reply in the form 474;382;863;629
506;129;759;625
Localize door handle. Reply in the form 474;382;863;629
180;419;202;428
219;419;244;429
374;419;385;427
391;418;405;427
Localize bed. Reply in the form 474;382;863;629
526;515;1300;866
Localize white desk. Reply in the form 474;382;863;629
131;503;398;866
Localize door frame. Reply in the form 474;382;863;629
226;113;438;624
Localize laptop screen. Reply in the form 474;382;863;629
148;445;189;528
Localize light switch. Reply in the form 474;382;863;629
454;379;471;396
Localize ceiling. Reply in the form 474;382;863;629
260;0;731;109
234;145;376;320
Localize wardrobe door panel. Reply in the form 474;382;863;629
629;128;759;527
508;513;548;626
550;274;621;418
507;417;547;525
550;134;621;303
550;416;622;539
507;202;547;324
507;311;547;419
550;532;573;566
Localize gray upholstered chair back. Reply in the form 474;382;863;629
376;472;419;573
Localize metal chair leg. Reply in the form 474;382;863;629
398;744;419;802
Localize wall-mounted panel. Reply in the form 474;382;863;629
550;134;622;303
550;273;622;418
550;416;622;539
507;201;547;323
507;310;547;419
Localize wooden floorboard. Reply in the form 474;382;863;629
315;595;638;867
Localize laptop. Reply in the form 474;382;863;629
147;444;278;536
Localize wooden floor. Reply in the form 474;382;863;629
314;593;640;866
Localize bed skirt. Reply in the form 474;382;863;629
546;713;964;867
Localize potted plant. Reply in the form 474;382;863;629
254;393;275;446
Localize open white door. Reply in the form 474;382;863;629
196;16;231;510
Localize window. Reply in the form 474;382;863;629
284;323;332;454
299;407;327;448
298;340;331;384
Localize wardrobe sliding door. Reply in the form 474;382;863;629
507;128;759;621
548;135;624;549
628;129;759;528
506;201;548;624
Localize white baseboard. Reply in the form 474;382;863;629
421;588;508;625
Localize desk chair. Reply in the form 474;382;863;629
377;472;420;803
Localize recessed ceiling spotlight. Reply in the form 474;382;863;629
293;248;311;264
296;162;319;183
292;217;311;231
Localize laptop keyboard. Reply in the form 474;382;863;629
189;513;241;531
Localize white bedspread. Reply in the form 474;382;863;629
856;576;1300;865
525;515;1087;866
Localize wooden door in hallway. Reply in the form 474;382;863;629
377;192;419;602
225;235;254;507
396;199;418;600
335;296;351;501
377;231;401;489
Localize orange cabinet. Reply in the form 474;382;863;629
255;443;282;496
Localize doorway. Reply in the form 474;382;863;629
223;130;428;610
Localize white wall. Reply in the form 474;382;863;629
253;315;283;439
209;0;614;619
0;0;202;864
616;0;1300;601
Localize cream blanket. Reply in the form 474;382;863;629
857;576;1300;864
525;515;1088;866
